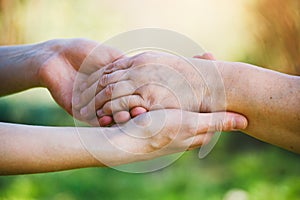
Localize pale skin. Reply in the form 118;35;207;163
77;51;300;153
0;39;247;175
0;110;246;175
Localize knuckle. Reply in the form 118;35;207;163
223;118;234;131
105;84;114;97
119;97;130;111
213;120;224;132
212;118;233;132
103;102;113;114
100;74;108;86
104;63;115;74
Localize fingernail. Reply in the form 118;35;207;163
234;116;247;130
80;107;88;117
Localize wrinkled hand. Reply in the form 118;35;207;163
37;38;122;121
75;51;222;126
75;51;221;126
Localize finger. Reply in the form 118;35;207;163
105;107;147;125
187;132;214;150
196;112;248;133
82;69;104;91
74;106;100;126
87;117;101;127
83;66;128;92
98;95;147;117
79;50;126;92
130;107;148;118
99;69;129;87
193;52;216;60
73;81;98;109
98;116;114;127
103;57;133;74
111;107;148;124
203;53;215;60
93;80;136;111
77;70;132;111
78;44;124;74
113;111;131;124
79;98;97;121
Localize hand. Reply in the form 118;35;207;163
37;38;122;119
93;109;248;166
107;52;217;126
75;51;221;126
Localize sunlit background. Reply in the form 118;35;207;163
0;0;299;199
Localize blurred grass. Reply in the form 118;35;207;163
0;88;74;126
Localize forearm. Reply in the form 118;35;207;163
220;61;300;152
0;42;53;95
0;123;103;175
0;122;156;175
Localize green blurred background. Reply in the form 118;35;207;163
0;0;299;199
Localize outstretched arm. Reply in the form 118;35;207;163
0;110;247;175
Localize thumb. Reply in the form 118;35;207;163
48;81;73;115
196;112;248;133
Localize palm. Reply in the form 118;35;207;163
39;39;122;116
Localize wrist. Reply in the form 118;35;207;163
0;42;57;95
189;58;229;112
218;61;262;113
36;39;66;87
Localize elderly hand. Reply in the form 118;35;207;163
75;51;224;126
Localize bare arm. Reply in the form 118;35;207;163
0;43;47;95
0;110;247;175
0;39;122;115
0;122;100;174
78;52;300;153
218;61;300;152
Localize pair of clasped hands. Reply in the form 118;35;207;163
1;38;299;175
53;38;248;150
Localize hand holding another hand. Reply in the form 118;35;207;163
75;51;226;126
37;38;122;116
95;109;247;166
